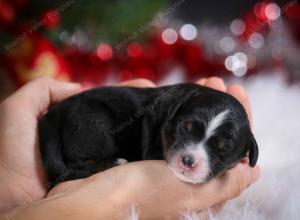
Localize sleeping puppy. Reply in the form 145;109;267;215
39;83;258;187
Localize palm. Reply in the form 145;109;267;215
0;103;48;203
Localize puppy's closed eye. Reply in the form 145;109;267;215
208;136;234;152
178;120;205;136
179;120;193;133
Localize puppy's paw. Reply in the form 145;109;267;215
115;158;128;165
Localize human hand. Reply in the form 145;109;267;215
0;76;259;219
3;160;259;220
0;77;82;211
0;77;155;212
37;77;259;219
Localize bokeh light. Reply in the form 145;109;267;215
225;52;248;77
254;2;268;20
248;32;264;49
219;36;235;53
230;19;245;35
265;3;281;20
162;28;178;45
127;43;143;58
180;24;198;41
97;43;113;61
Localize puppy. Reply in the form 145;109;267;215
39;83;258;186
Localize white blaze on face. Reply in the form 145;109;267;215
206;110;230;139
168;110;230;184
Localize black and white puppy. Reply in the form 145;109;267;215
39;83;258;186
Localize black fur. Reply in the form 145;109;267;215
39;83;258;186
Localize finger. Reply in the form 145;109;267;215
196;202;225;220
210;202;226;215
10;77;82;116
204;77;226;92
226;84;253;126
196;78;208;86
191;164;260;209
210;164;260;201
222;164;260;199
47;178;86;197
118;79;156;88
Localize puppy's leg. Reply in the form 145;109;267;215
101;158;129;169
56;158;129;183
61;102;119;181
88;158;129;169
115;158;128;165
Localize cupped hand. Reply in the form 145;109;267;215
0;77;155;212
0;76;259;219
0;77;81;211
5;160;259;220
43;77;259;219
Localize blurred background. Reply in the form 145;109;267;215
0;0;300;100
1;1;300;219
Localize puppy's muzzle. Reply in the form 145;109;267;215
181;154;196;168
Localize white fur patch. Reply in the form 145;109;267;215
126;205;139;220
168;110;230;183
205;110;230;139
169;142;210;184
115;158;128;165
168;111;230;184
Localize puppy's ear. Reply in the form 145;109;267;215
247;133;259;167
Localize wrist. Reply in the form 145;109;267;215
3;192;124;220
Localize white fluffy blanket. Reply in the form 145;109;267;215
201;74;300;220
129;73;300;220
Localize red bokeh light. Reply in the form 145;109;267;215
118;70;133;82
254;2;268;21
127;43;143;58
97;43;113;61
0;1;15;25
42;9;61;29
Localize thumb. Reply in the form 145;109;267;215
47;178;86;198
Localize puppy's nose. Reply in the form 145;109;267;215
181;154;195;168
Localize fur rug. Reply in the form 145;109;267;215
211;73;300;220
128;73;300;220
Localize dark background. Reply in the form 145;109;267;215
170;0;288;23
